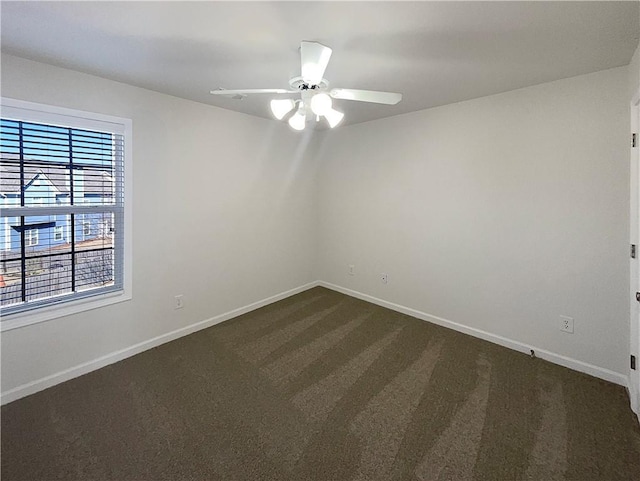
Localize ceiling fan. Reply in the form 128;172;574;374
210;41;402;131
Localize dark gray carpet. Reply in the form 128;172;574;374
2;286;640;480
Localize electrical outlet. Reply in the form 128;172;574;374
381;273;388;284
348;264;355;276
559;315;573;333
175;295;184;310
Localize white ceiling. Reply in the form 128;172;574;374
1;1;639;128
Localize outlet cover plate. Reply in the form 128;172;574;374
175;295;184;310
559;315;573;333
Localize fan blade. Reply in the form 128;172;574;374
210;89;298;96
301;41;332;86
329;89;402;105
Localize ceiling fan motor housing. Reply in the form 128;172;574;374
289;76;329;91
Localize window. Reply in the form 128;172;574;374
0;98;132;329
25;229;38;247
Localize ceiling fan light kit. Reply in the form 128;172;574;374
288;102;307;131
210;41;402;131
324;107;345;129
310;92;332;116
270;98;296;120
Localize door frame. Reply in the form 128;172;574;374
630;89;640;418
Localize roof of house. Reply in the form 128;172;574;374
1;155;114;196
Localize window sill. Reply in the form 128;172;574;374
0;290;131;332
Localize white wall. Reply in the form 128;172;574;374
0;54;318;395
315;67;630;377
630;44;640;98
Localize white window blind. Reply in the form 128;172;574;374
0;102;128;320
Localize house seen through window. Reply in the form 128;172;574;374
0;100;130;322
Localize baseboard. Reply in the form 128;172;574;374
319;281;628;388
1;281;320;405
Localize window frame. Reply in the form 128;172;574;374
0;98;133;332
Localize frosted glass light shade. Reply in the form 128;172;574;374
324;108;344;128
288;107;306;131
310;93;332;116
270;99;295;120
